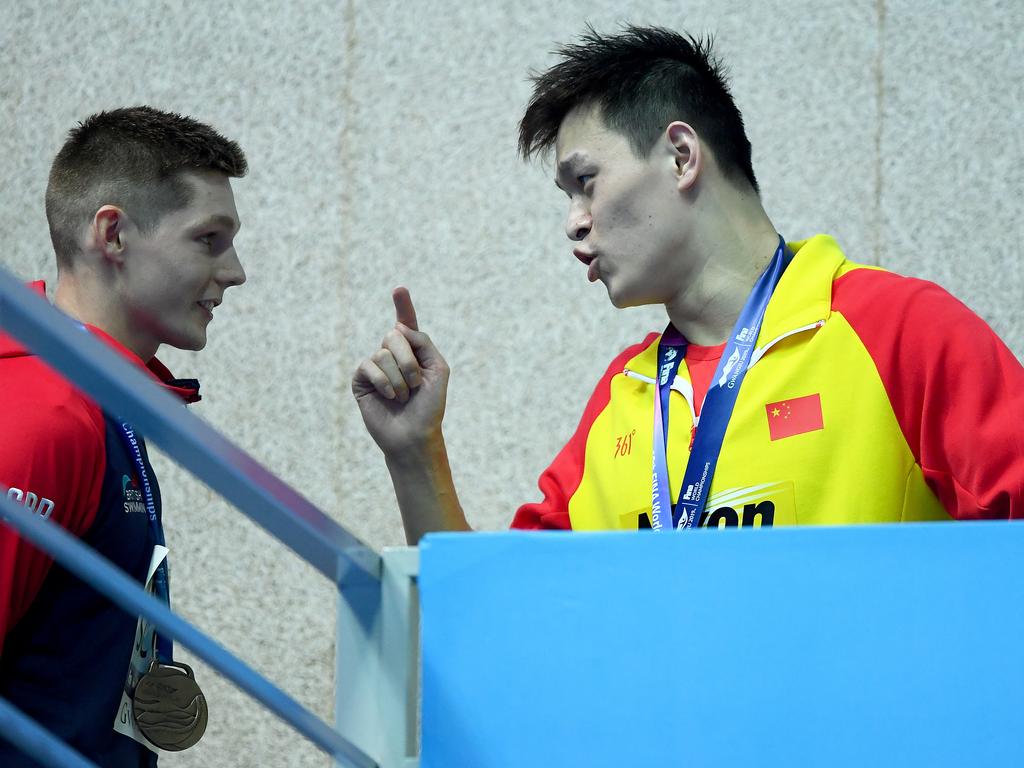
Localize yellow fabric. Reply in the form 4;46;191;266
568;235;950;530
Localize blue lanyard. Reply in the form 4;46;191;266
650;236;791;530
116;422;173;661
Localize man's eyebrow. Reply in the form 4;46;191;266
556;152;585;173
554;152;587;190
191;214;240;235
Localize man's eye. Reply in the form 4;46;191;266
578;174;594;188
197;233;216;247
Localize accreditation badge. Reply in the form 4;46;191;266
113;545;208;752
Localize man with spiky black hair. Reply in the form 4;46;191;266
1;106;247;765
353;26;1024;541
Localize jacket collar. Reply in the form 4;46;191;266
85;324;202;404
0;280;201;404
757;234;847;345
624;234;848;379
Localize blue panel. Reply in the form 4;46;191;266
419;523;1024;767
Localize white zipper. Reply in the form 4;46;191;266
621;319;824;422
747;320;825;369
622;368;699;428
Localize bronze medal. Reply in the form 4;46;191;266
132;660;208;751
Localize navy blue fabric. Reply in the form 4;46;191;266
0;416;160;767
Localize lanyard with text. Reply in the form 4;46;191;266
116;422;174;661
650;236;791;530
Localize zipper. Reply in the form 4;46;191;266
621;319;824;434
747;320;825;369
622;368;700;434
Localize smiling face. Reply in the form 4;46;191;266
114;169;245;358
554;104;699;309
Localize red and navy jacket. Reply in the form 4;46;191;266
0;282;199;767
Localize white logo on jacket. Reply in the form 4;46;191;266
6;487;55;519
717;349;743;388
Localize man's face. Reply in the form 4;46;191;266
119;170;245;355
554;105;692;309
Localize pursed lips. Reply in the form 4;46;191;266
573;249;601;282
573;248;595;266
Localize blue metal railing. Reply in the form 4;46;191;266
0;694;98;768
0;266;380;766
0;267;379;586
0;492;374;766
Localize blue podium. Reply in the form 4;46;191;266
418;523;1024;767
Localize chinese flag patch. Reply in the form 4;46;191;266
765;394;824;441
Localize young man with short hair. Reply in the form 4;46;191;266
352;26;1023;542
0;106;247;765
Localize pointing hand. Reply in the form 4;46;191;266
352;287;450;455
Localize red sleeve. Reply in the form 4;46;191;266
512;335;657;530
833;269;1024;519
0;384;106;655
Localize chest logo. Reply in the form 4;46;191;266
122;474;147;515
6;486;55;519
630;481;797;529
766;393;824;440
614;429;637;458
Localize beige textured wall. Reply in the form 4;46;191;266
2;1;1021;766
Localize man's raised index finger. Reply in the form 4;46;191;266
392;286;419;331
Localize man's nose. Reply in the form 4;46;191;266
565;201;592;241
219;248;246;288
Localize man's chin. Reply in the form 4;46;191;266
604;279;626;308
607;285;663;311
166;331;207;353
606;282;638;309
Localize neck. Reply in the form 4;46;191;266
55;274;157;362
664;197;780;346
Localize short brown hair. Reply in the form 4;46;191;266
45;106;248;269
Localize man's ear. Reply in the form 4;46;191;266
666;121;702;192
91;206;129;264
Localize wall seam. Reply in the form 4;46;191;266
335;0;358;519
330;0;359;729
873;0;887;266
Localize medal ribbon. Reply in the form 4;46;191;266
116;422;174;661
649;236;791;530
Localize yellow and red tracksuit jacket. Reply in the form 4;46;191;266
512;235;1024;530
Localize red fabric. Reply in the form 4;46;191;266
0;303;107;655
511;335;659;530
833;269;1024;519
685;342;725;416
81;326;201;403
1;280;198;654
765;393;824;441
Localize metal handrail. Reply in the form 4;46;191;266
0;268;383;765
0;492;377;767
0;695;99;768
0;266;379;586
